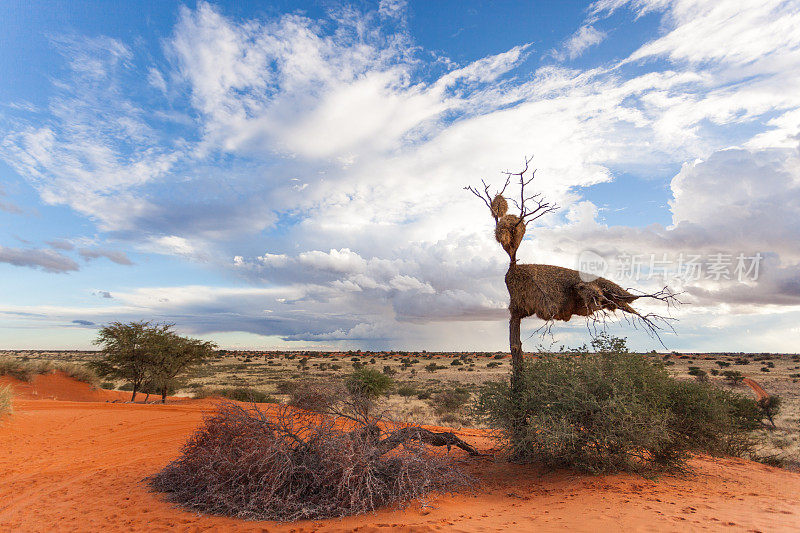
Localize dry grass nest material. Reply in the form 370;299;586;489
506;264;638;322
505;264;678;339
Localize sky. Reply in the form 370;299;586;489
1;0;799;352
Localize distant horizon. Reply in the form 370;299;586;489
3;347;799;356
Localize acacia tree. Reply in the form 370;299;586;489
94;321;217;403
147;331;218;403
92;321;170;402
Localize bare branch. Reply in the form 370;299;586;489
376;426;483;456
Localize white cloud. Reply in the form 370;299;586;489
0;246;79;273
555;25;607;60
529;143;800;311
78;248;133;265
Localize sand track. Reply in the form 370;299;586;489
743;377;770;401
1;377;799;532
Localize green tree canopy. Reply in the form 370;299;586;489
93;321;217;403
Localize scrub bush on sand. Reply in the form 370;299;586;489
477;345;762;475
149;400;476;521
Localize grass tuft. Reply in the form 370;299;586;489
0;385;12;418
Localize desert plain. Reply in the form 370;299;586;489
1;349;799;532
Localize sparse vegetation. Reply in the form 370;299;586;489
4;345;799;471
194;387;277;403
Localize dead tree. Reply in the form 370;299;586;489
466;157;678;393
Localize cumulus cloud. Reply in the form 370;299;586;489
530;143;800;311
0;246;79;273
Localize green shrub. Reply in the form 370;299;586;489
688;367;708;382
433;388;470;413
397;385;418;397
476;351;761;474
722;370;744;385
194;387;277;403
450;359;463;366
758;395;782;427
101;381;116;389
0;385;12;418
345;368;393;398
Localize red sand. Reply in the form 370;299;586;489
1;376;799;532
743;378;770;401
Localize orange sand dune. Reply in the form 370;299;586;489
0;372;124;402
1;379;799;532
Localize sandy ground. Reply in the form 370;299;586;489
1;374;800;532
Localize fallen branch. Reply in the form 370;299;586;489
377;426;482;456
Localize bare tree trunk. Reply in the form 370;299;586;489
509;313;523;395
131;384;138;403
508;313;526;449
144;391;150;403
161;386;168;404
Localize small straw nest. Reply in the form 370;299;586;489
506;264;639;322
490;194;508;218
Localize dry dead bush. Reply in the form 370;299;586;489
149;401;475;521
288;380;340;413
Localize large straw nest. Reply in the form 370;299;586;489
505;264;639;321
495;215;526;258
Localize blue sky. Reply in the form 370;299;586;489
1;0;799;351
